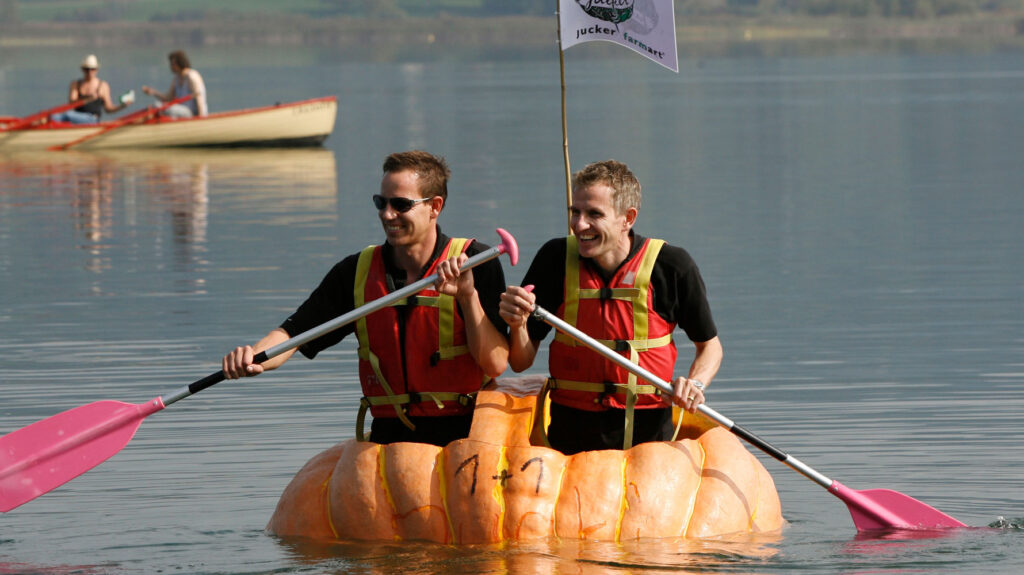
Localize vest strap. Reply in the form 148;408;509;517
355;391;478;442
547;378;662;397
355;345;417;435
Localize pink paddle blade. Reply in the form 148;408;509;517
830;481;966;531
0;398;164;512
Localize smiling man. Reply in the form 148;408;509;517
222;150;509;446
499;159;722;455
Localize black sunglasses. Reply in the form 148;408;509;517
372;194;431;213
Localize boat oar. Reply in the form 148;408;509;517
49;94;194;151
526;298;966;532
0;100;96;132
0;229;519;513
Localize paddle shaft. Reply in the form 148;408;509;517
529;304;833;490
0;100;94;132
161;237;515;407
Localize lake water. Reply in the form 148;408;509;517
1;40;1023;574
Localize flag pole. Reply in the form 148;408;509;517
556;0;573;234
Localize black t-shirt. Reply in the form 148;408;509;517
522;232;718;344
280;228;508;359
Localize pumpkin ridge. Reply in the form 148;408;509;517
553;461;567;538
683;440;707;537
574;486;584;538
436;448;455;543
377;445;400;540
494;446;510;542
747;450;759;531
322;471;340;539
616;455;628;543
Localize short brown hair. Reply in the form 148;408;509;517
168;50;191;70
382;150;450;202
572;160;641;214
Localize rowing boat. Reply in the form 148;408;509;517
0;97;336;150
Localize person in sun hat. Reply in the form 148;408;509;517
142;49;208;118
222;150;509;447
50;54;134;125
499;159;722;455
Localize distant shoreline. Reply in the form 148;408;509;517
2;14;1021;49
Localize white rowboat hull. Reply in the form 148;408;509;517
0;97;337;150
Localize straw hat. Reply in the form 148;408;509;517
81;54;99;70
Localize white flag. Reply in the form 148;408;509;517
559;0;678;73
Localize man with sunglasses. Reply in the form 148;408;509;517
498;160;722;455
222;150;509;447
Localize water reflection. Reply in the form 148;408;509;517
0;148;337;298
276;532;782;574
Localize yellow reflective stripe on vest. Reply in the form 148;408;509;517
579;332;674;353
631;238;663;342
563;235;581;328
353;245;416;433
437;238;467;359
577;287;643;300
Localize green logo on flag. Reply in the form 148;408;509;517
576;0;634;25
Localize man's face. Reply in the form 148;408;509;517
570;183;634;269
377;169;437;248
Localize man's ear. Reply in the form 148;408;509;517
430;195;445;218
624;207;638;229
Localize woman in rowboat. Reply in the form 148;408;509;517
51;54;134;125
142;50;208;119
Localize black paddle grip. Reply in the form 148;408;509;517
186;351;269;396
731;424;788;462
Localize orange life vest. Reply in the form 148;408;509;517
547;236;676;413
353;238;487;430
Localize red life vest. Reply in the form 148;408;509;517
547;236;676;412
354;238;487;422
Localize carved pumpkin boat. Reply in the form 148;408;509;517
267;377;784;544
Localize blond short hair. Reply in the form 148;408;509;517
572;160;641;214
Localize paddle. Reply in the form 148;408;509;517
525;296;966;532
0;229;519;513
50;94;194;151
0;100;96;132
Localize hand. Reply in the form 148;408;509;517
141;86;154;96
434;254;475;301
669;377;706;413
222;345;264;379
119;90;135;105
499;285;535;329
